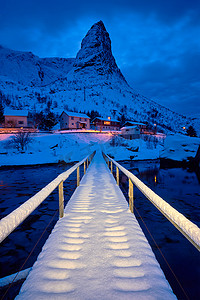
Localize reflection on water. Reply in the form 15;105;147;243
0;163;79;288
119;160;200;300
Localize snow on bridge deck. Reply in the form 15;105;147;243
16;152;176;300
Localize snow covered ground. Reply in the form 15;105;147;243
0;132;111;166
16;152;176;300
0;131;199;167
160;133;199;161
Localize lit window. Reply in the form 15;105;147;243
104;121;110;125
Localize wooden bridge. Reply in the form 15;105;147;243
0;151;200;299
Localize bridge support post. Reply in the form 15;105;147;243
77;166;80;186
129;179;134;213
84;161;86;174
59;181;64;218
116;167;119;185
87;158;89;168
110;161;113;174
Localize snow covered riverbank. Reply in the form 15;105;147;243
160;134;199;162
0;132;199;167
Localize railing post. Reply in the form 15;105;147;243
77;166;80;186
107;159;109;168
129;178;134;213
84;161;86;174
87;158;89;168
116;166;119;185
59;181;64;218
110;161;113;174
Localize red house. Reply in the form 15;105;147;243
92;117;120;131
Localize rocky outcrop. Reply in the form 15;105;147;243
72;21;127;83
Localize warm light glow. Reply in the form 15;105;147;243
0;134;12;141
183;126;186;130
154;124;156;126
104;121;111;125
154;176;157;183
108;117;111;120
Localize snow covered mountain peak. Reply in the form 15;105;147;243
78;20;111;56
72;21;127;84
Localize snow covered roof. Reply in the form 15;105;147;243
125;121;146;126
61;111;90;119
93;117;120;123
4;109;28;117
121;126;138;130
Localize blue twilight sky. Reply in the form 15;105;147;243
0;0;200;116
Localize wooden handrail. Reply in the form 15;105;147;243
102;152;200;252
0;151;96;244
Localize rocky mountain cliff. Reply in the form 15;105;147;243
72;21;127;82
0;21;199;134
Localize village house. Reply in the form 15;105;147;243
4;109;28;128
60;111;90;130
91;117;120;131
121;126;140;140
123;121;147;133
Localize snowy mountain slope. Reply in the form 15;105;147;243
0;21;199;135
0;45;74;86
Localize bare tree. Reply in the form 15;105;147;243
11;132;32;151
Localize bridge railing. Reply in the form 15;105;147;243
102;152;200;252
0;151;96;244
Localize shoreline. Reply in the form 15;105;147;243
0;160;76;170
0;157;194;169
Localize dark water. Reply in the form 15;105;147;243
0;161;200;299
0;163;82;299
118;160;200;300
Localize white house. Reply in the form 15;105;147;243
60;111;90;130
121;126;140;139
123;121;146;133
4;109;28;128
